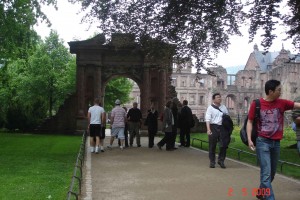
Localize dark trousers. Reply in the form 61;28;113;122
171;127;177;148
148;130;156;148
158;132;173;150
180;126;191;147
208;124;227;163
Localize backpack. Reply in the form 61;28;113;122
211;105;234;135
240;99;260;146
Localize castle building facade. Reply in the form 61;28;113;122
126;45;300;124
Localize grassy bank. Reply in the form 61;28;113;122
0;132;81;200
189;126;300;179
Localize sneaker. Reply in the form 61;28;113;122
107;145;112;150
120;146;124;150
95;147;99;154
90;147;95;153
100;147;105;152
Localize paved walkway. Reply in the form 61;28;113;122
81;134;300;200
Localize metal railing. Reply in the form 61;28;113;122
191;137;300;173
66;131;87;200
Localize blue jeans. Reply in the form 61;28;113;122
256;137;280;200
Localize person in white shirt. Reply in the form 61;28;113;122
205;93;229;169
87;98;105;153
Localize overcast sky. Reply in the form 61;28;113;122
34;0;298;68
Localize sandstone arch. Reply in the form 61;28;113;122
68;34;174;131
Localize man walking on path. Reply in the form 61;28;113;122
87;98;105;153
205;93;229;169
108;99;127;150
179;100;193;147
246;79;300;200
127;102;142;147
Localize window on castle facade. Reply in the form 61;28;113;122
217;80;224;89
171;78;177;86
242;77;245;87
181;77;187;87
226;96;235;110
249;77;252;88
190;94;195;105
181;81;186;87
190;79;195;87
199;78;205;87
199;95;204;105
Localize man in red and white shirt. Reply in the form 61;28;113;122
247;79;300;200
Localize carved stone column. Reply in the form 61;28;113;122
77;65;85;118
141;68;150;117
94;66;102;100
159;69;167;114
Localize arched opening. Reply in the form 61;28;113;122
225;94;236;114
102;76;139;113
244;97;250;114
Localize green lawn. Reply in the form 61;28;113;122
189;126;300;179
0;132;82;200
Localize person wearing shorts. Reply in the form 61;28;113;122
88;98;105;153
107;99;127;150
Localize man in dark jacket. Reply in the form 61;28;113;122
179;100;193;147
145;103;158;148
127;102;143;147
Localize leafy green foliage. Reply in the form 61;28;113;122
71;0;244;70
71;0;300;68
0;0;56;63
104;77;133;111
0;31;76;131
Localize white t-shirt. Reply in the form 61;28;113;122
88;105;105;124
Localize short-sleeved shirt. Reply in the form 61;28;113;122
205;104;228;125
248;98;294;140
88;105;105;124
111;106;126;128
127;108;142;122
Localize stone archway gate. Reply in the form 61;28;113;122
67;33;173;131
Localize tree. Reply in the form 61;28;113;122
0;0;57;128
0;0;56;63
23;30;76;117
104;77;133;111
0;31;76;130
71;0;300;70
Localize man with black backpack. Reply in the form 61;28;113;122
247;80;300;200
205;93;230;169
